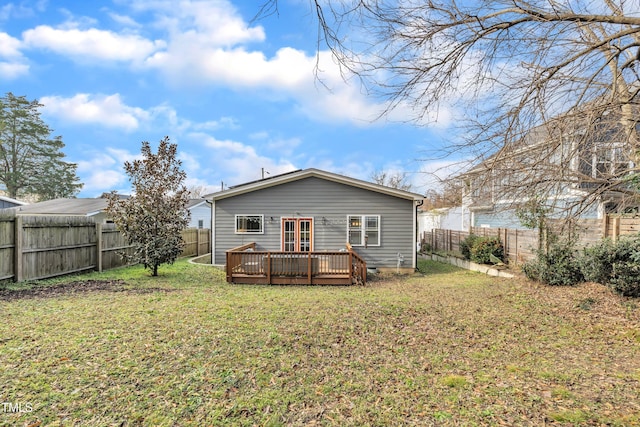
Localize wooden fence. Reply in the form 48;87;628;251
0;214;210;282
422;215;640;265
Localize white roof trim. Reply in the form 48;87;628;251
0;195;28;205
188;200;210;209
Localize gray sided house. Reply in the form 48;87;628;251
209;168;424;272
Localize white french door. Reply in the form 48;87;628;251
281;218;313;252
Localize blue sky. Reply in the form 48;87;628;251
1;0;458;197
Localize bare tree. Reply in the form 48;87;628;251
258;1;640;217
186;185;208;198
371;169;413;191
423;180;463;210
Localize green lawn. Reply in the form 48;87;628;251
1;259;639;426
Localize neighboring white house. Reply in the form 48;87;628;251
417;206;467;236
187;199;211;229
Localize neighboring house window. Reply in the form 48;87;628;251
198;219;204;229
348;215;380;246
235;215;264;233
593;145;629;178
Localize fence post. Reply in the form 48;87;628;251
14;216;22;282
96;222;103;272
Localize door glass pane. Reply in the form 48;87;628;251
299;220;311;251
283;220;296;251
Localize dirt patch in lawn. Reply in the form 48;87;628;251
0;279;175;301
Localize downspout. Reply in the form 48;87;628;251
415;199;424;271
208;199;214;265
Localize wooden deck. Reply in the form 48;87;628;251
226;243;366;285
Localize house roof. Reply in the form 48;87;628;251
187;198;210;209
8;197;208;216
207;168;424;201
0;195;28;206
8;198;110;216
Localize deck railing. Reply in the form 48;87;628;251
225;243;366;285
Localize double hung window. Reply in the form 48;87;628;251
348;215;380;247
594;145;629;178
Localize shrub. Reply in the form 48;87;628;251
470;237;504;264
578;238;615;284
460;234;479;260
578;236;640;297
522;240;583;286
609;237;640;297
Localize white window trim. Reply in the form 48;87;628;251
234;214;264;234
347;214;381;247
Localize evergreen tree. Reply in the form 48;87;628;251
0;92;81;200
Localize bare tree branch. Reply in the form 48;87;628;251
258;0;640;222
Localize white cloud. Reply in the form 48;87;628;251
195;133;297;186
107;12;142;28
192;117;238;131
15;0;454;128
0;1;47;20
40;93;150;131
0;61;29;79
178;151;201;173
75;151;130;195
411;159;471;194
127;1;394;126
202;135;259;156
128;0;265;46
0;32;28;79
22;25;165;63
0;32;22;57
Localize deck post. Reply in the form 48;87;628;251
266;252;271;284
307;252;312;284
349;250;353;282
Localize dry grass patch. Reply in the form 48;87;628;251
0;259;638;426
